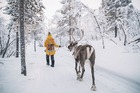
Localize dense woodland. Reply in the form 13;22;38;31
0;0;140;58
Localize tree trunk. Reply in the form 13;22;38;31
115;25;117;38
135;11;140;29
0;37;2;54
68;0;72;43
2;30;11;58
81;4;105;49
20;0;27;76
34;32;36;52
34;39;36;52
16;31;19;57
93;15;105;49
121;24;127;46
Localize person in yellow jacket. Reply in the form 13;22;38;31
44;32;61;67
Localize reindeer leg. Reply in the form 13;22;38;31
77;65;81;80
75;62;78;75
79;62;85;81
75;61;81;80
91;65;96;91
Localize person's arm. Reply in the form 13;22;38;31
54;41;61;47
44;39;48;47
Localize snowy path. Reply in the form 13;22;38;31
0;46;140;93
24;47;140;93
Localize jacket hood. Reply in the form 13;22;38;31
47;34;54;40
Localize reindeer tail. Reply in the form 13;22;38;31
87;47;94;59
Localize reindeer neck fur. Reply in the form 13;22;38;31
72;44;82;59
72;44;78;55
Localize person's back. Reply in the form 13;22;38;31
44;32;61;67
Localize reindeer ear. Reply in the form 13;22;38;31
75;41;78;45
69;42;73;45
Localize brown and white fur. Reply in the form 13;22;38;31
68;42;96;91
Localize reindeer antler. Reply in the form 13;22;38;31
78;29;84;42
71;27;84;42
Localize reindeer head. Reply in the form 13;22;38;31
68;42;78;51
68;29;84;51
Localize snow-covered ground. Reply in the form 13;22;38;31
0;40;140;93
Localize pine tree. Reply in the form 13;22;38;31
4;0;45;75
55;0;83;42
101;0;140;45
4;0;45;52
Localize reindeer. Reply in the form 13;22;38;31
68;30;96;91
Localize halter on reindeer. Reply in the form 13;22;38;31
68;29;96;91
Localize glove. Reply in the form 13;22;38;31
59;45;61;47
44;49;46;52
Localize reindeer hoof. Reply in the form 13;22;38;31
91;85;96;91
77;76;80;80
79;78;83;81
77;74;81;80
77;77;83;81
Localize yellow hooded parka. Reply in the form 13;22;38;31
44;34;59;55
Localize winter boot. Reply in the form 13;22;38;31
51;60;54;67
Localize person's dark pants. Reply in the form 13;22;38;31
46;55;55;67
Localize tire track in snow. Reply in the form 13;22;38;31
95;66;140;93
